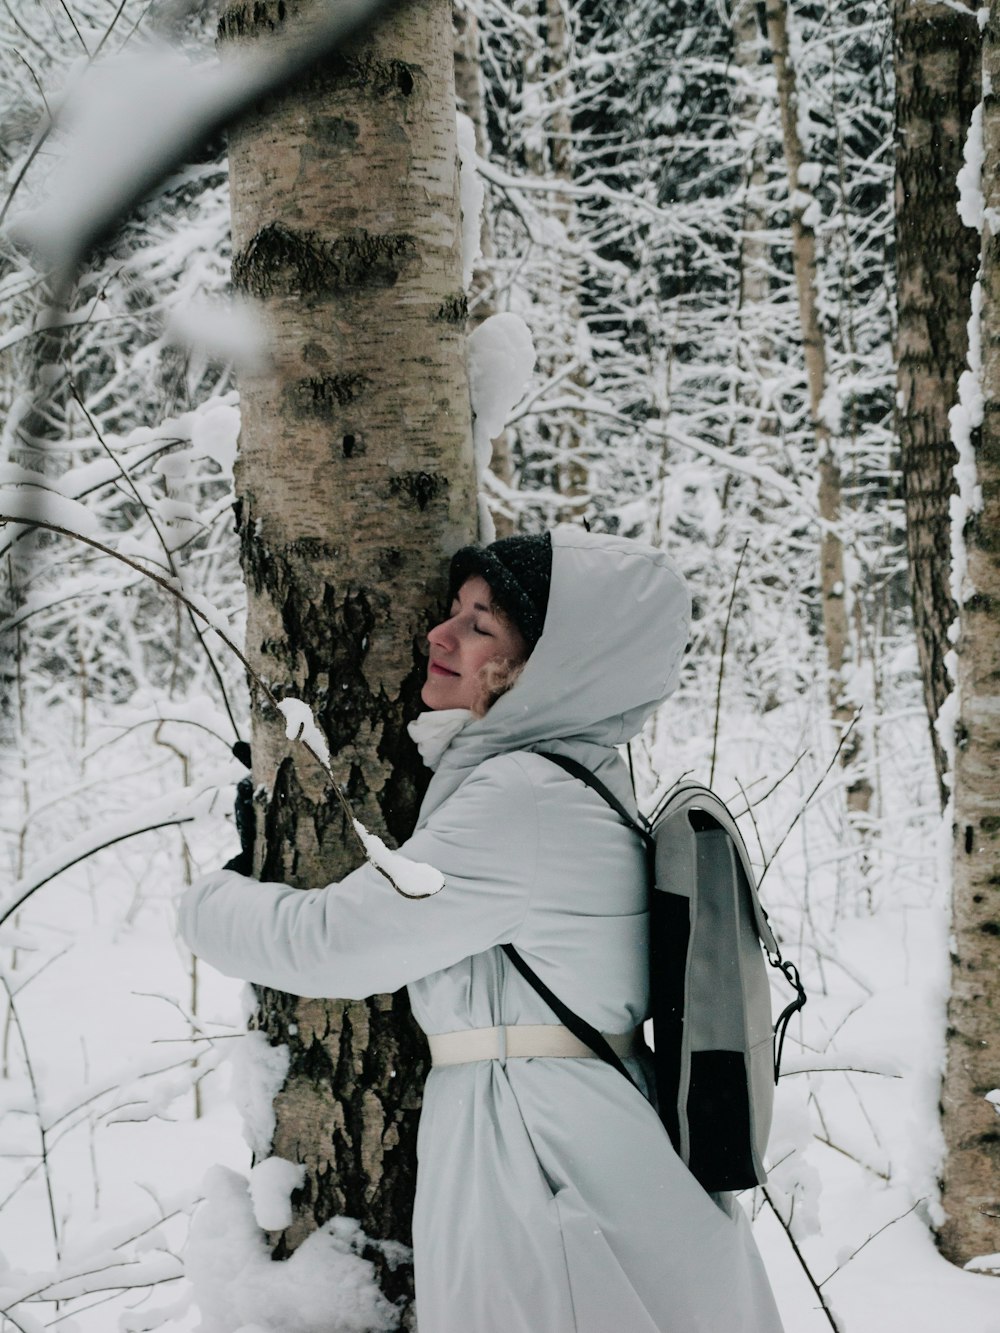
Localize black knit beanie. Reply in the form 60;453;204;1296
447;532;552;649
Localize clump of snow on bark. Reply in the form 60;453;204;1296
276;697;331;769
790;188;820;229
986;1088;1000;1114
467;311;536;538
457;113;484;290
190;400;242;476
351;821;444;899
228;1031;290;1158
957;102;985;230
947;281;985;612
818;380;843;434
249;1157;306;1230
186;1166;400;1333
467;313;536;472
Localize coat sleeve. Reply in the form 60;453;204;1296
177;754;539;999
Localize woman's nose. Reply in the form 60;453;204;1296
428;618;456;649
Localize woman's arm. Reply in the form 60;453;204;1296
178;754;539;998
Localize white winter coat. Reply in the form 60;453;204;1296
179;526;785;1333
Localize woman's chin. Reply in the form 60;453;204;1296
421;678;462;711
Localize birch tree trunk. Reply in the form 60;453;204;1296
220;0;477;1313
764;0;872;813
939;2;1000;1267
894;0;982;807
731;2;774;430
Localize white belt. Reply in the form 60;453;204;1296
427;1023;641;1067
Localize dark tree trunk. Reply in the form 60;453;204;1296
893;0;982;805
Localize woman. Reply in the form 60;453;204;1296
180;526;784;1332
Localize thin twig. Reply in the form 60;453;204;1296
780;1066;901;1079
68;382;241;740
0;815;196;930
7;48;51;118
0;1307;32;1333
762;1186;841;1331
814;1135;890;1183
710;538;749;788
733;774;767;871
0;513;420;897
757;710;861;890
818;1197;925;1287
56;0;90;53
729;747;809;817
91;0;130;61
0;973;61;1263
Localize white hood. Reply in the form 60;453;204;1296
416;526;691;823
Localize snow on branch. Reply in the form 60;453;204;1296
8;0;411;281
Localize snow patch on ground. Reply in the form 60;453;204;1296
185;1166;400;1333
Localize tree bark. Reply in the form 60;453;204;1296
894;0;982;808
220;0;477;1314
938;1;1000;1268
765;0;872;813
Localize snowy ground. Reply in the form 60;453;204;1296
2;682;999;1333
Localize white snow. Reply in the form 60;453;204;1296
957;101;985;230
456;112;484;291
351;821;444;899
947;280;985;610
0;485;100;536
249;1157;306;1231
185;1166;400;1333
276;697;331;770
965;1252;1000;1274
228;1031;291;1159
466;312;536;473
190;401;243;477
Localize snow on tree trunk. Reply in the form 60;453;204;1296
764;0;872;814
220;0;477;1312
894;0;982;808
938;0;1000;1268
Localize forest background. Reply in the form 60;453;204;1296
0;0;998;1331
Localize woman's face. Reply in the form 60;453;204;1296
421;575;528;711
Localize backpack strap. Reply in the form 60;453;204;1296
535;751;655;847
537;754;807;1086
501;944;639;1088
500;751;657;1089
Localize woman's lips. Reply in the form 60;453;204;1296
430;662;460;677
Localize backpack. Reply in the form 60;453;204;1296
503;752;806;1194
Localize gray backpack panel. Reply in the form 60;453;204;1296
508;756;805;1195
651;783;779;1191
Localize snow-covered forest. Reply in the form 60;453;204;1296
0;0;998;1330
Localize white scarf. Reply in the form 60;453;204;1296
407;708;474;770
